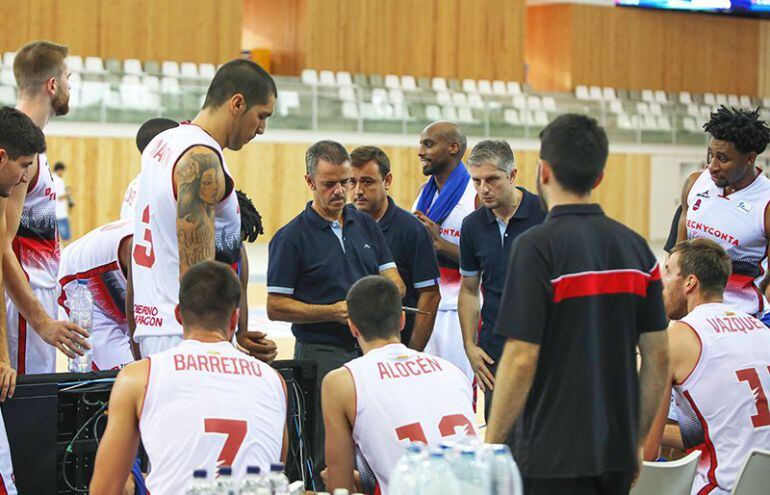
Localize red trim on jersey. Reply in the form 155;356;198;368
675;321;703;387
683;390;720;494
10;238;31;283
58;260;122;315
0;472;8;495
439;267;461;285
374;481;381;495
17;316;27;376
551;268;654;303
26;154;41;193
138;357;152;421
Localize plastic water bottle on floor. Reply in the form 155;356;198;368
267;462;290;495
67;280;93;373
418;447;460;495
214;466;238;495
389;442;425;495
239;466;270;494
453;446;490;495
185;469;212;495
488;444;524;495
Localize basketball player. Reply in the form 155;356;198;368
645;239;770;494
677;106;770;318
90;261;287;495
5;41;89;374
131;60;275;358
323;276;477;494
412;121;476;381
0;106;47;495
120;117;179;221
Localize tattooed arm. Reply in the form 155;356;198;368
174;146;226;277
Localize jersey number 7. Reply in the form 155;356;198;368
204;418;248;467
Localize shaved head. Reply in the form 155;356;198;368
423;121;467;156
418;120;467;176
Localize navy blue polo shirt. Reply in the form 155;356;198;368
378;197;440;345
459;187;546;361
267;202;396;347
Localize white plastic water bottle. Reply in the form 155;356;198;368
389;443;425;495
67;280;93;373
453;446;490;495
239;465;270;494
185;469;212;495
214;466;238;495
417;448;460;495
267;462;290;495
488;444;524;495
332;490;349;495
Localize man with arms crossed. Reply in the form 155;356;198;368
323;276;477;494
131;60;275;357
0;106;48;495
644;239;770;494
9;41;88;374
90;261;287;495
350;145;440;350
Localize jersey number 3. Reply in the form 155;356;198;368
132;205;155;268
395;414;476;444
736;366;770;428
204;418;248;467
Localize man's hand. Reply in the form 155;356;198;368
465;342;495;392
332;301;348;325
237;330;278;363
0;362;16;402
413;211;442;243
36;319;90;358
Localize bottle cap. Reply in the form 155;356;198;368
193;469;207;478
246;465;261;475
219;466;232;476
270;462;284;472
77;279;88;285
428;447;445;459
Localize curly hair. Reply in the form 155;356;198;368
703;106;770;155
236;189;263;243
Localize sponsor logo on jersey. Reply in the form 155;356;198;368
696;191;710;199
737;201;752;213
692;199;702;211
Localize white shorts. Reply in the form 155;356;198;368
91;310;134;371
138;335;183;358
6;287;57;375
0;410;17;494
424;309;474;383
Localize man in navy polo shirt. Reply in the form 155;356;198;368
350;145;441;350
458;140;546;419
266;140;404;488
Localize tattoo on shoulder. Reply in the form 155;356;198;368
175;150;225;274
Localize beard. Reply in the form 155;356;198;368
422;159;450;177
52;86;70;116
536;173;548;211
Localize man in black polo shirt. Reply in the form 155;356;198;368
486;114;670;494
266;140;405;487
350;145;441;350
458;140;545;419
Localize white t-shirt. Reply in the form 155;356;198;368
53;173;68;220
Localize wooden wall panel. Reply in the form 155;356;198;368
243;0;526;80
45;137;649;241
0;0;242;64
760;22;770;97
526;4;764;96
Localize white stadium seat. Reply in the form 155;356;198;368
732;449;770;495
542;97;557;111
503;108;519;125
435;91;451;106
180;62;198;78
336;71;353;86
512;94;527;109
388;88;404;105
617;113;634;130
2;52;15;68
641;89;655;102
654;90;668;104
686;104;700;117
123;59;143;76
143;76;160;92
457;107;478;124
384;74;400;90
0;68;15;87
442;105;458;121
739;95;752;108
452;92;468;106
371;88;389;105
679;91;692;105
683;116;699;133
0;86;15;105
703;93;716;105
649;103;663;115
462;79;478;94
527;95;542;110
609;100;624;114
575;85;590;100
338;86;356;102
507;81;522;95
160;76;181;94
716;94;728;105
468;93;484;109
301;69;318;86
636;102;650;114
602;87;617;100
341;101;359;119
199;63;217;79
630;450;700;495
477;80;492;95
589;86;603;101
66;55;84;73
400;75;417;92
657;115;672;131
84;56;105;73
425;104;442;121
161;61;180;77
319;70;336;86
728;94;740;107
431;77;448;92
492;80;508;96
642;114;658;130
276;90;300;117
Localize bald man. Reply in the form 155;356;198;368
412;121;476;382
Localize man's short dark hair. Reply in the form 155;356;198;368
703;106;770;155
53;161;65;172
539;114;608;195
306;140;350;176
202;59;277;110
347;276;402;341
0;107;46;160
13;40;68;95
136;118;179;153
671;239;732;297
350;146;391;178
178;261;241;333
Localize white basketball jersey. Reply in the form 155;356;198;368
132;124;241;339
412;179;477;311
120;175;139;220
13;152;60;290
0;409;17;494
140;340;286;494
675;303;770;494
686;169;770;316
58;219;132;326
345;343;477;494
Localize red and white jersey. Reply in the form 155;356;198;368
345;343;477;494
0;409;17;494
412;179;477;311
140;340;286;494
120;175;139;221
675;303;770;494
132;123;241;338
686;169;770;316
13;152;60;290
